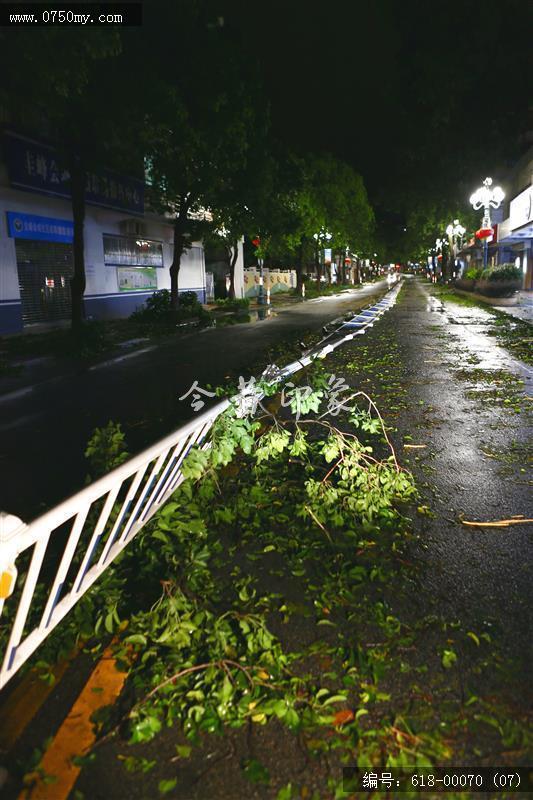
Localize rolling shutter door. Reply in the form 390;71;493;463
15;240;74;324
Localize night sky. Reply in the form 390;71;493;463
2;0;532;242
217;0;532;213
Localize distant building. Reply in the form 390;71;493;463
497;147;533;291
0;129;222;335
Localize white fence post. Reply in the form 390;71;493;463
0;513;27;609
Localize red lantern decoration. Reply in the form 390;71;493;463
251;237;261;248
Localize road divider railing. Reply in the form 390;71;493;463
0;279;403;691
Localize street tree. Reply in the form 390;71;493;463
403;202;477;271
263;154;374;290
204;114;272;300
141;6;264;307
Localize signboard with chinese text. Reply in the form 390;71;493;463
117;267;157;292
3;131;144;215
6;211;74;243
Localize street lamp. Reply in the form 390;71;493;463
469;177;504;269
445;219;466;279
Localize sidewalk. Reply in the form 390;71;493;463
453;287;533;323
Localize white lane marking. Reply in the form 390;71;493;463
88;346;157;371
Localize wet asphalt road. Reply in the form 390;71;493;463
0;281;390;520
347;278;533;663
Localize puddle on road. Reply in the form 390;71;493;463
426;298;445;313
421;288;532;391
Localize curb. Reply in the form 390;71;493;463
449;289;533;323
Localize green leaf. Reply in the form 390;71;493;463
242;758;270;785
284;707;300;729
322;694;348;707
277;784;295;800
158;778;177;794
119;756;157;773
130;715;162;744
123;634;147;646
441;649;457;669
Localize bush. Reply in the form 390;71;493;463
179;290;201;308
215;297;250;311
464;267;483;280
131;289;172;322
130;289;205;327
483;263;522;282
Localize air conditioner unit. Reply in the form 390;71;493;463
119;219;146;236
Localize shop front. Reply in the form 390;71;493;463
6;211;75;326
0;130;210;334
497;184;533;291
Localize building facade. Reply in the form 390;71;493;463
497;148;533;291
0;130;216;335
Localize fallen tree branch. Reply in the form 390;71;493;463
304;505;333;542
461;518;533;528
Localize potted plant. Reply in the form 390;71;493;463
475;263;522;297
456;267;481;291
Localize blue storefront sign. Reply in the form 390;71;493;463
3;131;144;215
6;211;74;243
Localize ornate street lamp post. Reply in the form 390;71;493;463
445;219;466;279
435;238;445;281
469;177;504;270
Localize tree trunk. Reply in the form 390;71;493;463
170;199;189;309
296;236;306;294
69;154;86;333
228;239;239;300
447;241;455;281
316;258;323;283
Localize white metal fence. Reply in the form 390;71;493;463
0;281;402;690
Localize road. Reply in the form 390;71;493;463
0;281;390;519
